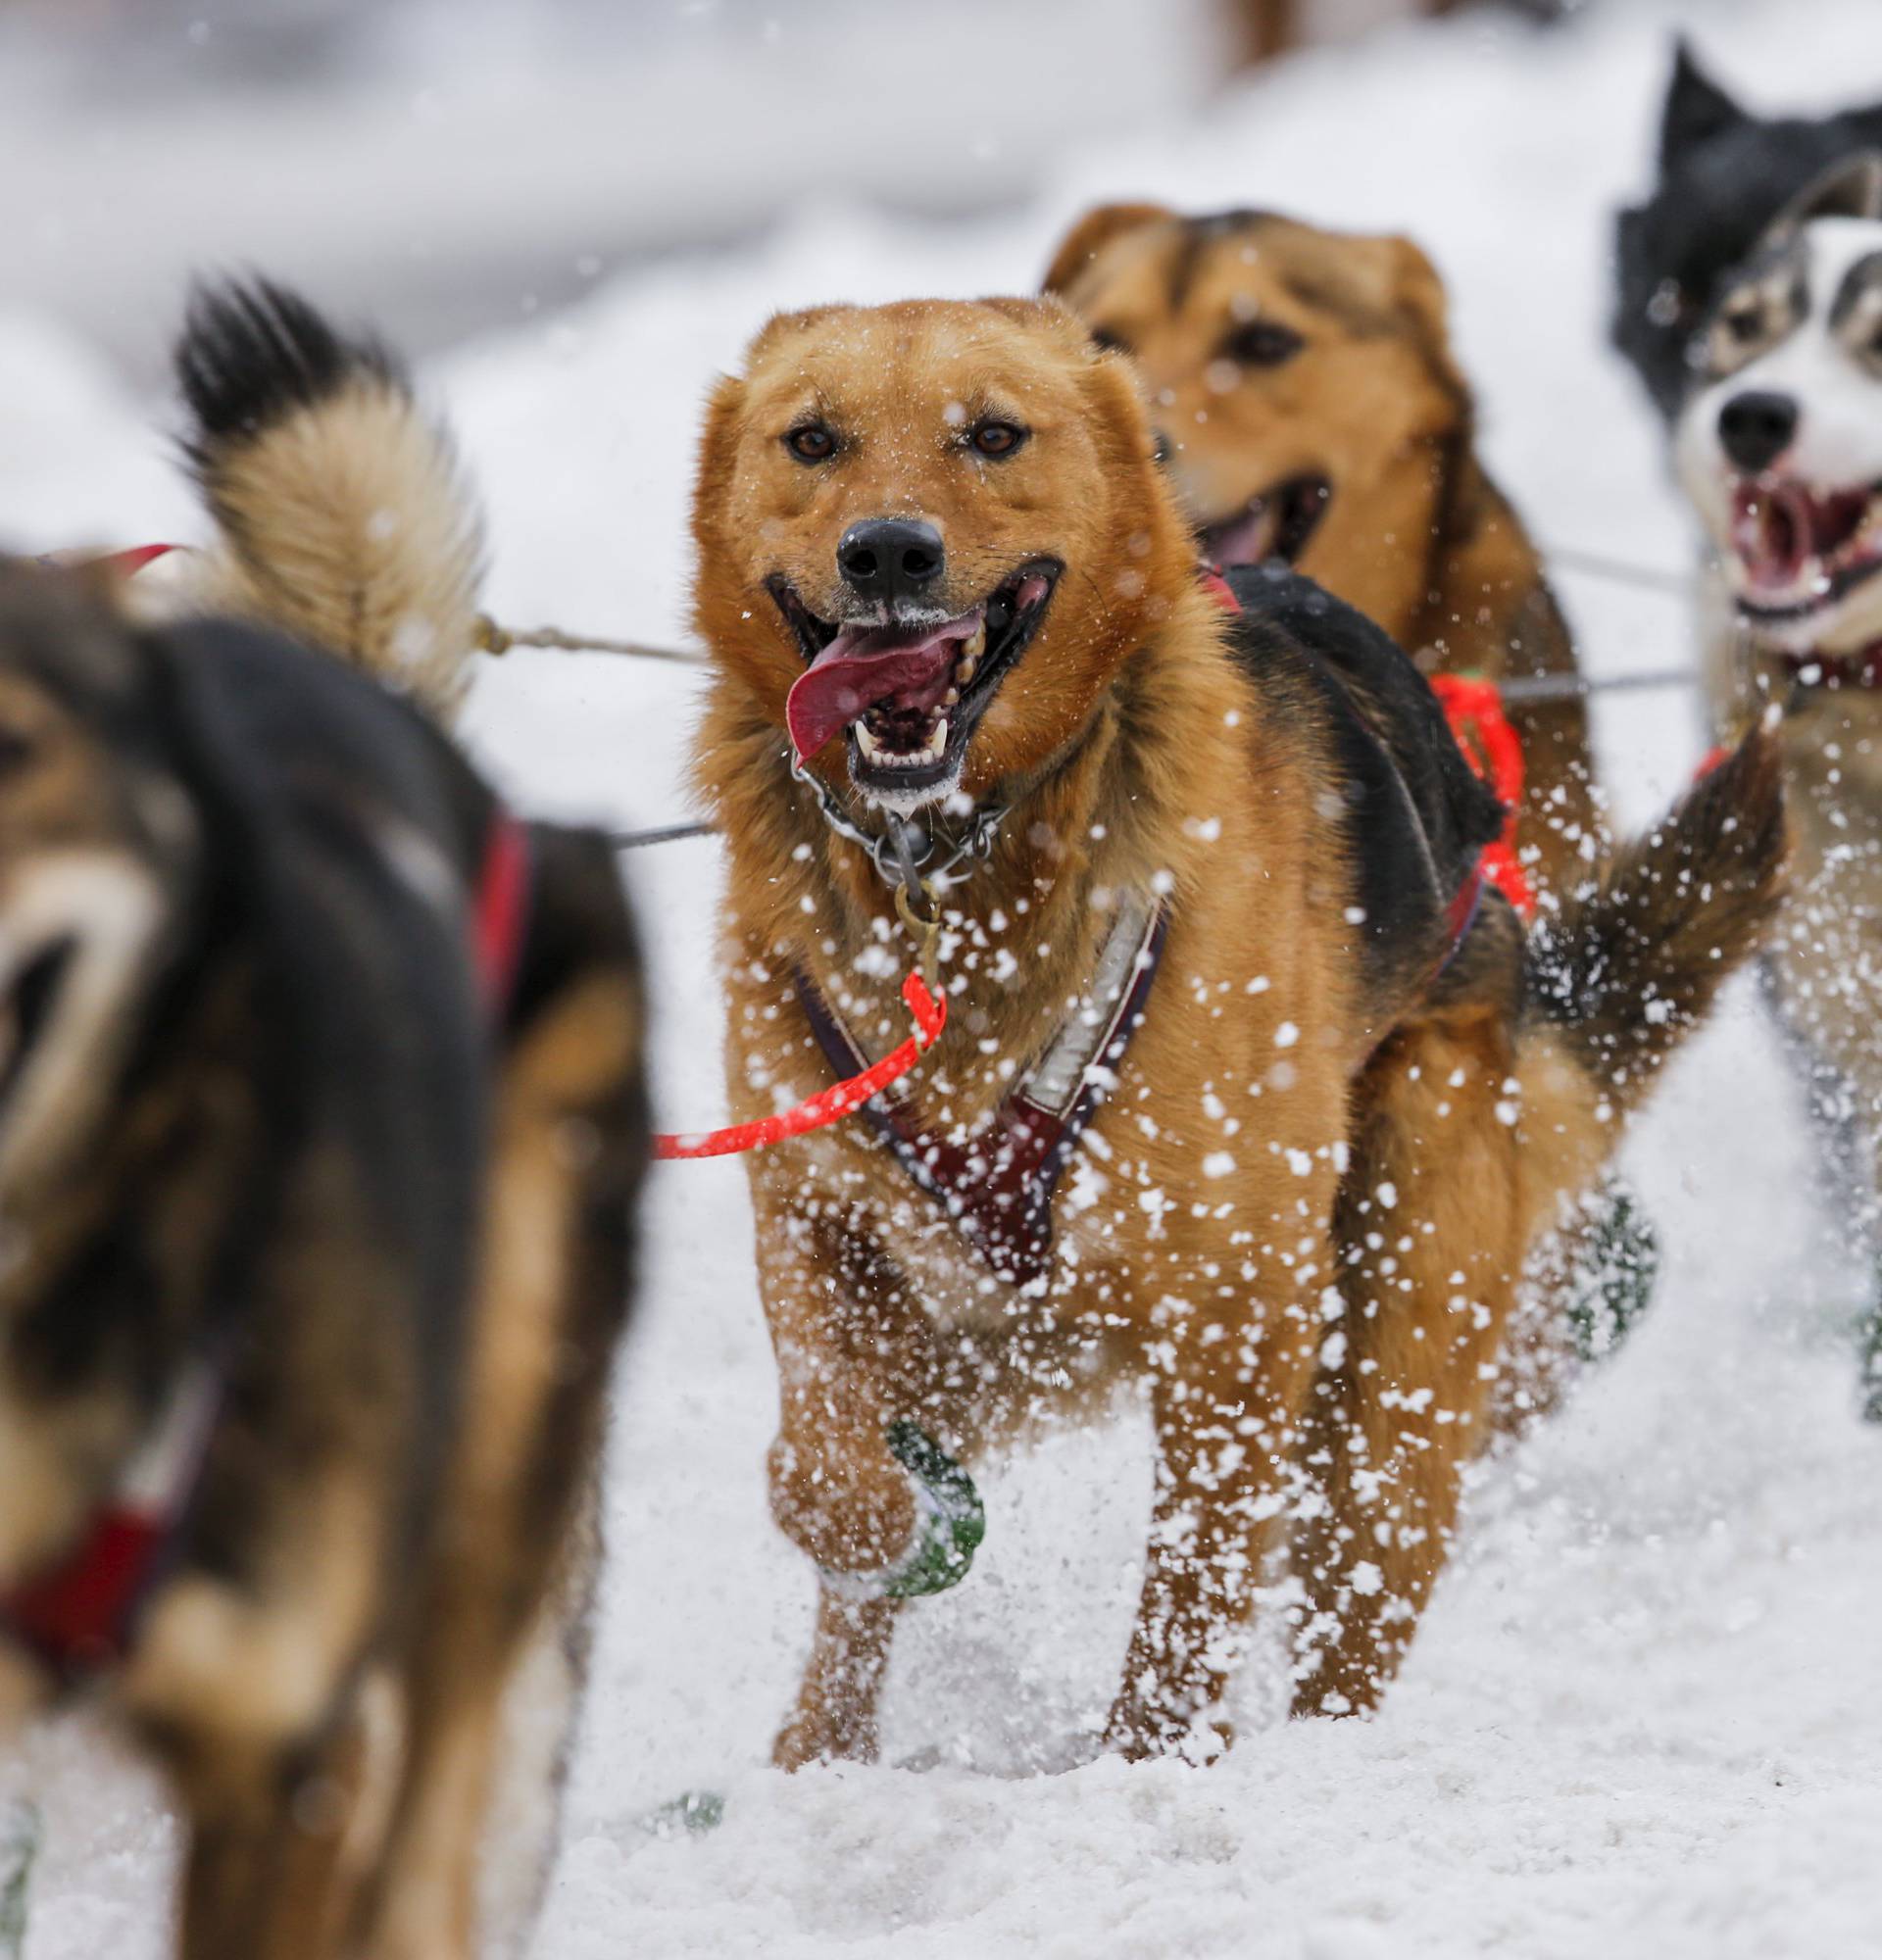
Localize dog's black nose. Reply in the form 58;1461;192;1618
1718;391;1799;473
837;518;945;606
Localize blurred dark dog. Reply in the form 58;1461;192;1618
0;288;647;1959
1614;39;1882;422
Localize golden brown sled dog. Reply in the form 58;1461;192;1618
690;294;1785;1762
1045;205;1599;902
0;288;646;1960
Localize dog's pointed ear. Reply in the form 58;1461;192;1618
1770;150;1882;235
1042;203;1173;298
1384;236;1467;398
1659;38;1746;168
690;371;747;574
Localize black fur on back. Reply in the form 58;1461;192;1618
1613;38;1882;421
174;275;404;469
1221;564;1506;999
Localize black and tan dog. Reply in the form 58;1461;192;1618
0;292;646;1959
690;294;1785;1764
1044;204;1599;903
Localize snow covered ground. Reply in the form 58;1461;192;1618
4;2;1882;1954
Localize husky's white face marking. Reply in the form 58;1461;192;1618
0;852;166;1202
1678;218;1882;654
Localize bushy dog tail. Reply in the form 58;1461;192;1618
1524;721;1788;1116
173;275;484;721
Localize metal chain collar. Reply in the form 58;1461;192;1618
790;754;1009;899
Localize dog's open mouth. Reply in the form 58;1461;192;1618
1728;475;1882;621
0;936;74;1111
774;562;1061;798
1199;475;1330;569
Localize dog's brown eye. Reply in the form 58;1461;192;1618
1089;325;1133;356
1221;319;1303;368
969;420;1027;459
785;422;838;463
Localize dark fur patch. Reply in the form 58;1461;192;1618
1222;565;1505;997
1170;209;1273;310
1613;39;1882;420
175;276;403;468
1525;725;1787;1090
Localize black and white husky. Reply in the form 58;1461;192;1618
1677;154;1882;1418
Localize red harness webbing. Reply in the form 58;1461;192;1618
0;808;535;1681
793;903;1168;1288
472;808;532;1016
0;1337;225;1681
656;974;948;1161
1202;566;1509;949
1427;674;1534;920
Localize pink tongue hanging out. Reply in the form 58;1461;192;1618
785;612;980;762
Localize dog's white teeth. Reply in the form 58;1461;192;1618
956;652;979;686
965;622;987;661
923;717;949;760
943;686;961;707
856;723;881;759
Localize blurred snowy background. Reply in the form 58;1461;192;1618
5;2;1882;1956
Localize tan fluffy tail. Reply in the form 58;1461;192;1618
1524;720;1789;1115
173;276;484;721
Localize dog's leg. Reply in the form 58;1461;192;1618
1291;1006;1530;1716
361;965;641;1959
1228;0;1296;63
774;1588;905;1771
175;1716;380;1960
755;1185;951;1768
1103;1237;1327;1761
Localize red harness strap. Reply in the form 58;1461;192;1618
1;1517;173;1679
0;1354;223;1680
793;904;1168;1288
1203;564;1509;948
657;974;948;1160
33;543;180;579
471;807;532;1016
1427;673;1535;920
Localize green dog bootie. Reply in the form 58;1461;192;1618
641;1789;725;1838
823;1420;985;1601
0;1802;39;1960
1565;1179;1660;1364
1857;1264;1882;1426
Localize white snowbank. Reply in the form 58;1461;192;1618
6;3;1882;1956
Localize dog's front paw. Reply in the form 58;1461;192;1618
1102;1696;1234;1765
772;1696;879;1772
811;1421;986;1602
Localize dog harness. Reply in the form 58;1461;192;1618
796;893;1169;1290
786;569;1498;1287
0;807;534;1682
